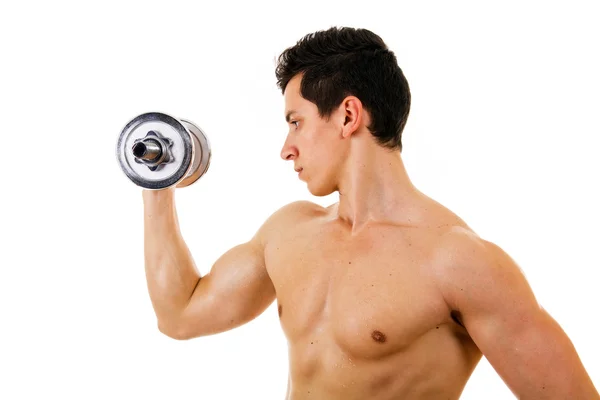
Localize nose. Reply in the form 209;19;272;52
280;137;298;161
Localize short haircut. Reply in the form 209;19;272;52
275;26;411;151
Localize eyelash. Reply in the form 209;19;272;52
290;121;299;128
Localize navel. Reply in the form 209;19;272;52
371;330;387;343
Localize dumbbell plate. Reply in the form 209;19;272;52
116;112;193;189
178;119;212;188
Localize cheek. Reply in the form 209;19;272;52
311;126;337;151
304;125;339;167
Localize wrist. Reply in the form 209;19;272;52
142;187;176;203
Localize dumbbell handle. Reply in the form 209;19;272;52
132;139;162;161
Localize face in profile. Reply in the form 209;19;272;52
280;75;351;197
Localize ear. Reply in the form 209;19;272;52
339;96;364;139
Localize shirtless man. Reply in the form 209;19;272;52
142;27;599;399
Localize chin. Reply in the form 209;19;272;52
307;179;336;197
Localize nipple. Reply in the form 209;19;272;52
371;330;387;343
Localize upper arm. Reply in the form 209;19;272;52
175;236;274;339
174;201;311;340
435;231;599;399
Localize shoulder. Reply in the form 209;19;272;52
253;200;324;244
430;226;488;271
430;227;529;311
267;200;324;223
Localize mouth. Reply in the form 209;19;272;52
295;167;303;173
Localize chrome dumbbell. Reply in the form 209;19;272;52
116;112;211;189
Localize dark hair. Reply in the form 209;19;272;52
275;26;411;152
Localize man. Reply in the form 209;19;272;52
142;27;599;399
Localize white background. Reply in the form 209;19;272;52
1;0;598;399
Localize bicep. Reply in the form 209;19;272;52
179;237;276;338
172;200;313;340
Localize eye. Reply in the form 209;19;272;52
290;121;299;129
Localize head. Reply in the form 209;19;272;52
275;26;411;196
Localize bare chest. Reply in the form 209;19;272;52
265;223;451;360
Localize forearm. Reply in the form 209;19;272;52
142;188;201;328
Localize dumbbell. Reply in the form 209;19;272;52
116;112;212;189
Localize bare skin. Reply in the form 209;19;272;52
142;74;599;399
266;199;481;399
144;189;483;399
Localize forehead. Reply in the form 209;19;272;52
283;75;310;116
284;75;302;103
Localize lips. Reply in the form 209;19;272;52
295;167;303;173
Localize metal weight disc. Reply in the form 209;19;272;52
177;119;212;188
116;112;193;189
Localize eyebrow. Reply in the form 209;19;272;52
285;110;298;123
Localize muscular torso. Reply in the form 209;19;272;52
264;200;483;399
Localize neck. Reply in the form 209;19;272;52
335;139;422;234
